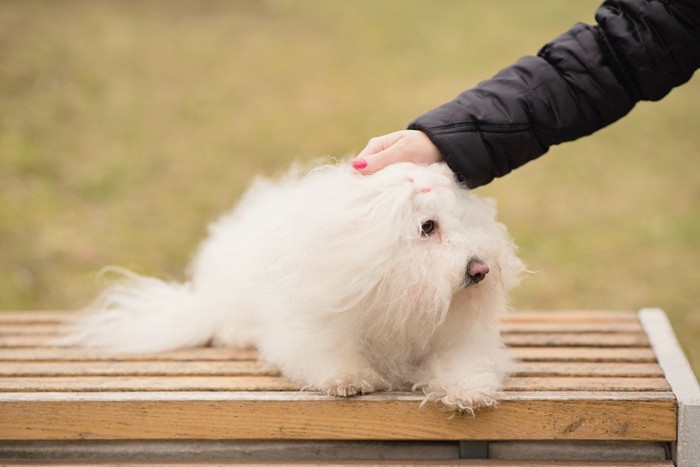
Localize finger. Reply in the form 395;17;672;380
356;131;405;158
353;145;403;174
356;138;385;158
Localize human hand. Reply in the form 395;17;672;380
351;130;442;174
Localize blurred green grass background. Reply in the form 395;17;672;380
1;0;698;375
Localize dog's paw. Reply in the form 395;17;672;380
412;381;500;415
320;369;389;397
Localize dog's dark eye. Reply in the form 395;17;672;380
421;220;436;236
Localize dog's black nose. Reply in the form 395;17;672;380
466;257;489;285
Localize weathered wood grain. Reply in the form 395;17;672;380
0;391;676;441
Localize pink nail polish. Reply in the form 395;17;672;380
352;158;367;170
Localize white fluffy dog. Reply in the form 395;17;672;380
67;161;524;411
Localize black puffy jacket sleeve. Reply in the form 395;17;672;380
408;0;700;188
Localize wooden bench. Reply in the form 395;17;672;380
0;308;697;466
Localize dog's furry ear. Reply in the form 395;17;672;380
494;224;527;292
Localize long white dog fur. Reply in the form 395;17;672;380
66;161;524;411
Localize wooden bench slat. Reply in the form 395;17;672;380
0;311;69;324
0;346;658;363
504;377;670;392
514;362;664;377
0;391;676;441
0;361;278;376
0;390;677;402
0;324;67;335
0;336;69;347
510;347;656;362
502;333;649;347
0;332;651;349
0;361;664;378
500;311;639;322
0;321;645;336
0;375;299;392
0;310;640;325
0;460;675;466
499;322;642;333
0;347;259;362
0;375;671;392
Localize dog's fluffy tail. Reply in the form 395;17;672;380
61;269;214;353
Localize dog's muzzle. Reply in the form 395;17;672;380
465;257;489;286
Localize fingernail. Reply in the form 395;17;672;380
352;158;367;170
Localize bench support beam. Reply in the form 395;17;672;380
640;308;700;467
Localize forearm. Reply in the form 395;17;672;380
410;0;700;188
